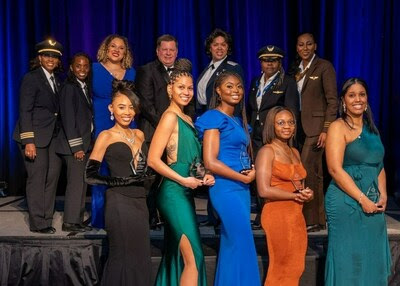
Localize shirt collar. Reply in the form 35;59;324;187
211;56;227;70
76;79;86;88
299;53;316;71
41;67;54;80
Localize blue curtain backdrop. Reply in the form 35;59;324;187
1;0;399;195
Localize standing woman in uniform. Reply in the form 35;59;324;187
56;52;93;232
13;39;63;234
91;34;136;228
290;32;338;232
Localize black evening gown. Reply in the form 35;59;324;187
101;142;151;286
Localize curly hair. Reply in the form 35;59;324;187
97;34;133;69
204;28;233;57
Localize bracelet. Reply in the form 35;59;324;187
358;193;364;205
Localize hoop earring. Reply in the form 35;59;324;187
110;112;114;121
343;103;347;113
364;106;368;112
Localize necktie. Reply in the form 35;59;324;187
256;77;278;97
83;83;92;104
50;75;58;94
167;67;174;76
209;64;215;70
295;67;309;82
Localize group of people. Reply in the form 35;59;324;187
13;29;392;286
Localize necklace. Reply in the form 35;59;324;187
118;129;135;145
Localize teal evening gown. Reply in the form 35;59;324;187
324;125;391;286
155;116;207;286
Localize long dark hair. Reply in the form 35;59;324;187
209;71;253;160
339;77;378;134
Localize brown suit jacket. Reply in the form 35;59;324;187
300;56;338;137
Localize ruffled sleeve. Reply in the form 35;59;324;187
194;110;235;141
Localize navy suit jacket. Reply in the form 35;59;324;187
56;79;93;155
247;73;299;129
13;67;61;148
196;58;244;110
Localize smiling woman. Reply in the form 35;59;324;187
85;80;153;286
195;71;260;286
12;39;63;234
55;52;93;233
255;106;313;286
324;78;391;285
148;59;214;286
90;34;136;228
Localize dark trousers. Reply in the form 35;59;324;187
20;138;62;230
301;135;326;226
63;155;88;224
251;120;264;225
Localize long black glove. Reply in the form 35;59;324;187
85;159;152;186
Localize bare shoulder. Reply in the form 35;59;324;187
258;144;275;158
96;130;113;143
133;128;145;140
160;110;178;124
328;119;346;134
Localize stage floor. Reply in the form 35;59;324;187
0;195;399;238
0;195;399;285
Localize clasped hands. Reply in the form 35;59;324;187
184;174;215;189
294;187;314;203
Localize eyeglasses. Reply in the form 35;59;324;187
275;120;296;127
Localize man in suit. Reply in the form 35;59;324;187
56;53;93;232
13;39;63;234
247;45;299;229
196;28;244;116
295;32;338;231
135;34;194;228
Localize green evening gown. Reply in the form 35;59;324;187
155;116;207;286
324;125;392;286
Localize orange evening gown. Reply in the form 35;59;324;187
261;160;307;286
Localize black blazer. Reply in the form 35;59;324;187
247;73;299;129
13;67;61;147
196;58;244;109
56;79;93;155
135;59;194;142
